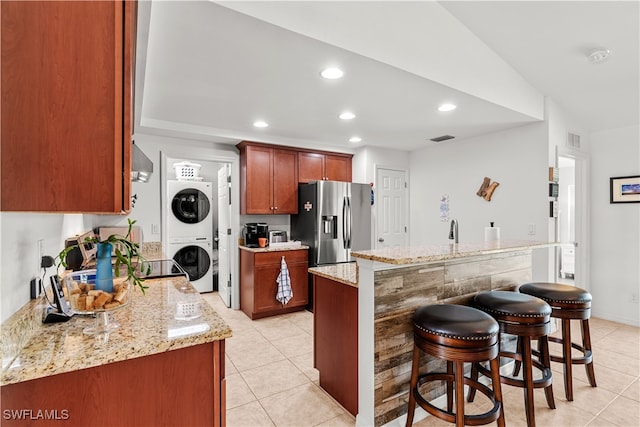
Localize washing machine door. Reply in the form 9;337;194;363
173;245;211;281
171;189;211;224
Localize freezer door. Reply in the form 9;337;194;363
317;181;350;265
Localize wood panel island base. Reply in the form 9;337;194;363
351;240;555;427
1;277;232;427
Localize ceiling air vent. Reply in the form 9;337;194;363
567;132;581;149
429;135;455;143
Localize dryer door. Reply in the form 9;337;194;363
171;189;211;224
173;245;211;282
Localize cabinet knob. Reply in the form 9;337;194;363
274;206;278;210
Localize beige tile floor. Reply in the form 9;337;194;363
203;293;639;426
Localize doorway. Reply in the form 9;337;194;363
556;152;589;288
375;167;408;248
557;156;576;284
161;154;236;305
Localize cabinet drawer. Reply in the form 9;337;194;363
255;250;308;266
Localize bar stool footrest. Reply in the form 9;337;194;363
414;372;502;426
545;336;593;365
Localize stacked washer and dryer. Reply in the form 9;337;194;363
166;172;215;293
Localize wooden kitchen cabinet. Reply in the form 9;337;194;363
1;0;135;212
298;151;352;183
313;275;358;415
240;248;308;319
238;141;298;214
1;341;226;427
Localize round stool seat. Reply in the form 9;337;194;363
414;304;499;344
473;290;552;321
519;282;592;308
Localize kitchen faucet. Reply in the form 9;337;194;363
449;219;459;244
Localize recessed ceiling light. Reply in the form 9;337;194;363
321;67;344;79
587;48;610;64
253;120;269;128
349;136;362;143
437;103;457;112
339;112;356;120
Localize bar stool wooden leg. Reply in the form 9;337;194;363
522;337;536;427
489;357;506;427
455;361;465;427
467;362;479;402
513;336;523;376
562;319;574;401
582;319;597;387
539;336;556;409
405;345;420;427
447;361;454;412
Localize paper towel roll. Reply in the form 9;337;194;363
484;226;501;242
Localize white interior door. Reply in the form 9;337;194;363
217;164;231;307
376;168;408;248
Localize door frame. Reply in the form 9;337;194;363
374;165;409;249
161;151;241;309
556;149;590;292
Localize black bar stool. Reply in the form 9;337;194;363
470;291;555;427
518;282;596;401
405;304;505;427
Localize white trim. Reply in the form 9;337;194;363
160;151;241;310
557;150;590;292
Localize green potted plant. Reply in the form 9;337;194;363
57;219;151;294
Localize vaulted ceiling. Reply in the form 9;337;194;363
135;1;639;152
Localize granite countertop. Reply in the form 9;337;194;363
239;244;309;253
351;240;557;265
1;276;232;386
309;263;358;288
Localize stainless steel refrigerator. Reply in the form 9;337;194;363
291;181;372;267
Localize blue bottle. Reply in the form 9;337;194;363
95;242;114;293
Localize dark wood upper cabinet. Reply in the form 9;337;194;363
298;151;352;183
237;141;298;214
1;0;135;213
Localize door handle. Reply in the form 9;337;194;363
378;238;385;243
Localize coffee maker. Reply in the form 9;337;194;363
243;223;269;247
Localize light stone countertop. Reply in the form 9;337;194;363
351;240;557;265
239;244;309;253
308;263;358;288
1;276;232;386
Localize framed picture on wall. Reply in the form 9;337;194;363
610;175;640;203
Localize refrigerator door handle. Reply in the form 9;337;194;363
346;196;352;248
342;196;348;249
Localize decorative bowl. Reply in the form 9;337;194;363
62;269;131;335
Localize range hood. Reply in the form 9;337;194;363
131;142;153;182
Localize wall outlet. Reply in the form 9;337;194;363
632;293;639;304
152;224;160;234
527;224;536;235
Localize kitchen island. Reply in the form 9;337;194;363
1;276;232;427
350;240;555;426
309;263;359;416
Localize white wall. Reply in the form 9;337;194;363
589;125;640;326
0;214;64;322
353;146;410;185
409;122;549;244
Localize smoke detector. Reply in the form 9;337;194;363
587;48;610;64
